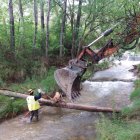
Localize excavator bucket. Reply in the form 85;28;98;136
54;59;87;101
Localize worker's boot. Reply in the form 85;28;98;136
30;116;33;123
36;116;39;121
35;110;39;121
29;111;34;123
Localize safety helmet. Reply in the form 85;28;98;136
28;89;34;94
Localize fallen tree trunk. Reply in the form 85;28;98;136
0;89;120;113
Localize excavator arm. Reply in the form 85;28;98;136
54;40;120;101
54;14;140;101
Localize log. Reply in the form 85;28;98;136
0;90;120;113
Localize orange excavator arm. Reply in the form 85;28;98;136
54;44;119;101
77;39;119;64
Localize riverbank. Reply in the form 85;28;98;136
96;63;140;140
0;67;57;120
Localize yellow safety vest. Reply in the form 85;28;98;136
26;96;40;111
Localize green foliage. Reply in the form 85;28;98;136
40;67;57;92
0;47;47;83
130;88;140;101
9;66;57;93
134;80;140;89
95;61;110;71
122;81;140;117
82;68;93;81
97;116;140;140
11;99;26;114
82;60;110;81
122;100;140;118
0;95;26;119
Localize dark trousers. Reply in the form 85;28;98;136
30;110;39;122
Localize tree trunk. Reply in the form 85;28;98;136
2;16;9;46
40;0;45;53
18;0;24;48
33;0;38;48
46;0;51;58
8;0;15;51
71;0;82;58
75;0;82;40
0;90;120;113
70;0;75;58
59;0;67;57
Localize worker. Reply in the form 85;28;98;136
26;88;43;122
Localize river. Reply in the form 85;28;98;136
0;56;140;140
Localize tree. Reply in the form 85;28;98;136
46;0;51;58
18;0;24;48
74;0;82;55
33;0;38;48
71;0;83;58
59;0;67;57
69;0;75;58
40;0;45;53
8;0;15;50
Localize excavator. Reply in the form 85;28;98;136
54;14;140;101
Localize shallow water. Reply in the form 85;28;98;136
0;59;139;140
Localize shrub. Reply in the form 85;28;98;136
96;116;140;140
0;95;26;119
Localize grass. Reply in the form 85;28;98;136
0;95;26;119
82;60;110;81
8;66;57;93
96;79;140;140
130;88;140;101
122;86;140;118
96;116;140;140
